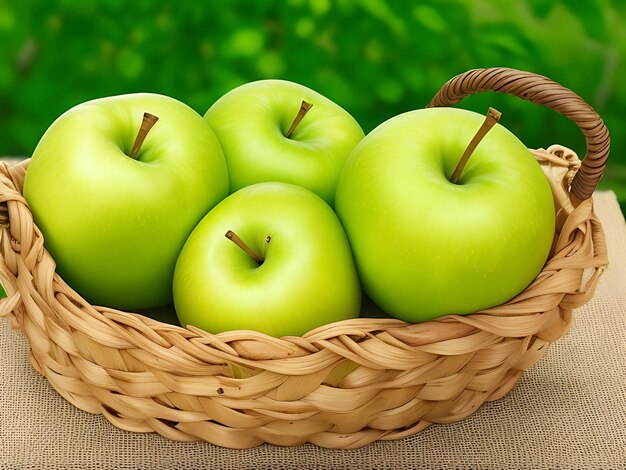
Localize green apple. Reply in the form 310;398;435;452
204;79;364;207
335;107;555;322
23;93;229;310
173;182;361;337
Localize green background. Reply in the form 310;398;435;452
0;0;624;211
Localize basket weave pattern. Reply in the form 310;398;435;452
0;68;610;449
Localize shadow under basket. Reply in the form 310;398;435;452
0;68;610;449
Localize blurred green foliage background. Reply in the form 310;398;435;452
0;0;624;210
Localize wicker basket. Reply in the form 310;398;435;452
0;68;610;449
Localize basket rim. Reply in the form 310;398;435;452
0;146;608;359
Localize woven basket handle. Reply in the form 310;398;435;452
427;67;610;201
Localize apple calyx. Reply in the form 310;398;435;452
129;112;159;160
225;230;263;264
285;100;313;138
450;107;502;184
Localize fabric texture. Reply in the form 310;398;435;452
1;191;625;470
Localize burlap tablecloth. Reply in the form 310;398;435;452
1;191;625;469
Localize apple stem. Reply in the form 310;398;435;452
225;230;262;264
450;107;502;184
285;100;313;138
129;112;159;160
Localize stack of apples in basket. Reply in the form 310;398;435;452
23;79;555;336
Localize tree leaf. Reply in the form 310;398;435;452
527;0;557;18
562;0;607;40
